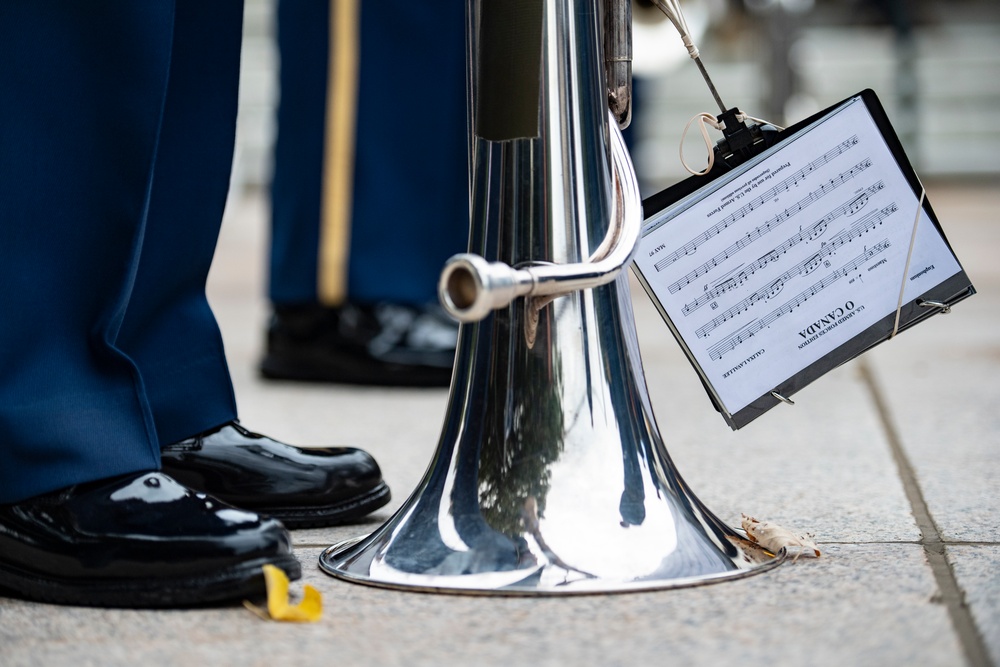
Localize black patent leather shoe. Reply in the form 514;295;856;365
0;471;299;608
259;302;457;387
160;422;391;528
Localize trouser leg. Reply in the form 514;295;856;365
0;0;245;502
268;0;469;308
349;0;469;305
268;0;330;305
114;0;244;446
0;2;176;502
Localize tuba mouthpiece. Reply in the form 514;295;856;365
439;253;534;323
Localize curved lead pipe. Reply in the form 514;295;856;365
439;111;642;323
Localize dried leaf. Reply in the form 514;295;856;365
741;514;820;560
243;564;322;622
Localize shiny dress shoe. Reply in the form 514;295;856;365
160;421;391;528
259;302;457;387
0;471;299;608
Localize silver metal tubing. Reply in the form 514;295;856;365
604;0;633;127
320;0;783;596
439;110;642;323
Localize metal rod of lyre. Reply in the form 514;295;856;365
652;0;728;114
694;55;727;115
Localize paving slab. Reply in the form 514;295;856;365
0;544;962;667
866;347;1000;544
859;182;1000;666
863;183;1000;544
949;545;1000;666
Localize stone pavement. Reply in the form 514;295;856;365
1;179;996;666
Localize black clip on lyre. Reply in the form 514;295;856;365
712;107;782;172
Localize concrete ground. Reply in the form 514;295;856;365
1;180;997;666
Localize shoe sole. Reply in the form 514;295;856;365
0;554;302;609
253;482;392;529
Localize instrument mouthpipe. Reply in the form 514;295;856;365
439;112;642;323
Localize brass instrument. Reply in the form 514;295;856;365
319;0;783;594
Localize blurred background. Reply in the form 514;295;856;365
233;0;1000;197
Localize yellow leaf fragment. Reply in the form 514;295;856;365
243;564;322;622
741;514;820;560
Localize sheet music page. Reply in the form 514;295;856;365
634;96;961;417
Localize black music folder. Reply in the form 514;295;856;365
632;90;975;430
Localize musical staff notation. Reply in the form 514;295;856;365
693;204;898;336
706;239;892;361
681;192;894;321
653;136;860;275
663;159;873;294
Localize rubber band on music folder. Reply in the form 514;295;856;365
889;184;926;338
680;112;722;176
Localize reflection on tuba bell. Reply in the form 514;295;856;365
319;0;783;594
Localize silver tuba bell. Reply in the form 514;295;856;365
319;0;783;594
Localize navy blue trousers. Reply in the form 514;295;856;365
269;0;470;307
0;1;243;503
